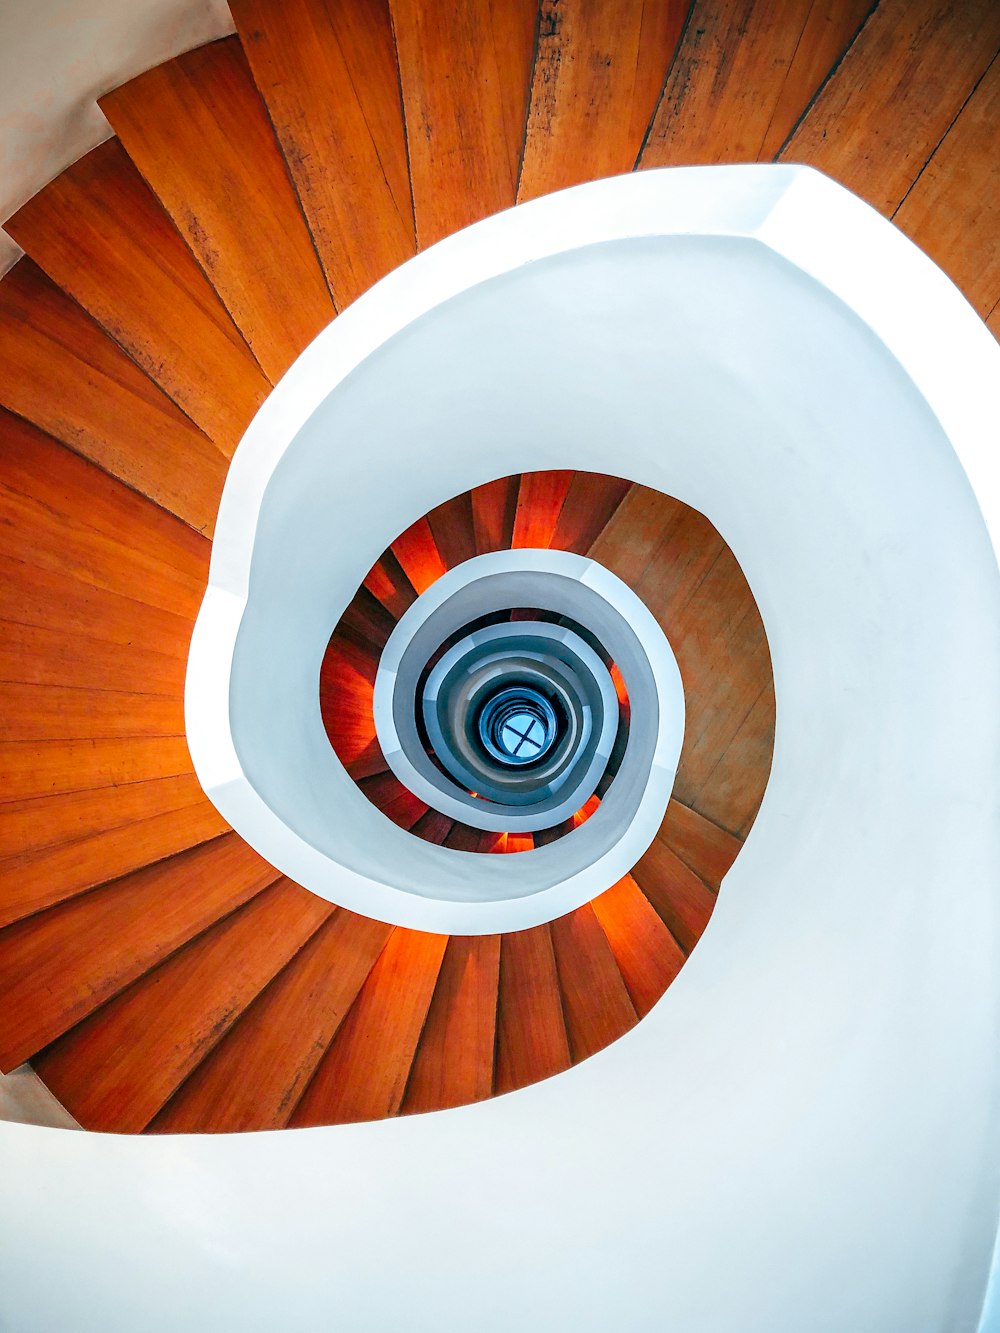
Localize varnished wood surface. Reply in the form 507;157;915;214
319;638;387;779
782;0;1000;216
5;139;270;451
101;36;334;383
35;879;331;1132
231;0;415;307
0;684;182;744
512;469;574;548
590;874;685;1017
659;798;743;890
363;550;418;620
402;934;501;1114
0;834;277;1071
471;475;520;555
495;923;571;1094
148;910;394;1133
1;735;192;803
551;903;637;1063
0;260;226;535
519;0;686;200
290;926;448;1126
358;771;428;829
391;515;448;592
427;491;477;571
391;0;537;246
631;835;716;954
550;472;631;555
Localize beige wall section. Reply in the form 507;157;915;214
0;0;235;274
0;1064;80;1130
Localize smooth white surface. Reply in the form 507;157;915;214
4;165;1000;1333
0;0;235;273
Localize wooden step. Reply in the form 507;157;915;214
4;139;270;451
357;771;428;830
550;472;632;555
590;873;685;1017
659;798;743;891
471;475;519;554
781;0;1000;216
390;515;448;594
290;926;448;1126
34;878;331;1132
640;0;873;167
586;483;684;584
147;910;394;1133
391;0;537;246
426;491;477;571
519;0;687;201
0;620;187;697
495;923;571;1095
0;683;182;744
0;734;192;803
231;0;414;307
410;809;455;845
631;836;717;955
551;902;637;1063
0;260;226;535
512;470;575;548
319;639;387;779
0;833;278;1071
101;36;334;383
402;934;501;1114
363;550;418;620
693;678;776;839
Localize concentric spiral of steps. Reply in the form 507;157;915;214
0;0;997;1152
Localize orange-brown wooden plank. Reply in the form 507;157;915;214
549;471;632;554
443;822;483;852
426;491;477;571
411;809;455;844
337;585;397;654
391;0;538;246
35;878;331;1133
694;677;776;838
391;515;448;593
590;873;685;1016
402;934;501;1114
631;835;716;954
231;0;414;307
0;734;192;803
659;798;743;890
363;549;417;620
0;684;182;744
502;832;535;853
511;469;574;548
471;474;519;554
290;926;448;1126
0;409;210;620
519;0;686;200
0;799;230;930
586;482;683;584
101;36;334;382
4;139;269;450
0;260;226;535
894;52;1000;318
781;0;1000;216
551;902;637;1063
0;772;206;859
987;302;1000;340
640;0;871;168
0;833;278;1071
148;910;394;1133
358;771;428;830
0;621;187;697
494;923;571;1094
319;639;386;779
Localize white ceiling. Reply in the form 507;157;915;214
0;0;234;274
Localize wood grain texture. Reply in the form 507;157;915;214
0;260;226;535
0;621;187;697
0;834;277;1071
0;734;192;802
631;834;716;954
101;36;334;382
550;471;631;554
319;640;386;779
148;910;394;1133
391;515;448;592
363;549;417;620
231;0;415;307
988;302;1000;340
357;771;428;830
35;879;331;1133
781;0;1000;215
426;491;477;570
495;923;571;1094
402;934;501;1114
659;798;742;890
512;469;574;548
519;0;686;200
410;809;455;844
290;926;448;1125
0;684;182;743
391;0;537;245
551;902;637;1063
337;586;397;654
0;409;210;620
586;483;683;583
5;139;270;450
590;873;685;1016
641;0;870;167
696;677;775;838
894;51;1000;317
471;474;519;554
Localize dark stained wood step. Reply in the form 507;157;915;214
550;471;632;555
471;475;519;555
319;639;388;780
357;771;428;830
363;550;418;621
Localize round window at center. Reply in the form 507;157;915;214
477;687;559;767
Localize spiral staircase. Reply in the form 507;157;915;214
0;1;999;1329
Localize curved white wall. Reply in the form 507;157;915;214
2;167;999;1332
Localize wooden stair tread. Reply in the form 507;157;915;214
781;0;1000;216
512;469;575;549
5;139;270;451
402;934;501;1114
101;35;334;383
148;910;394;1133
231;0;414;308
357;771;428;830
519;0;686;201
550;472;632;555
390;515;448;593
0;734;192;803
290;926;448;1126
391;0;536;246
495;923;571;1095
0;834;277;1071
659;798;743;891
0;259;226;535
34;878;331;1133
471;475;519;555
586;483;684;584
631;836;717;955
590;874;685;1017
426;491;477;571
694;678;776;839
0;683;182;744
551;902;637;1064
319;640;386;779
0;619;188;697
410;809;455;845
363;550;418;620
